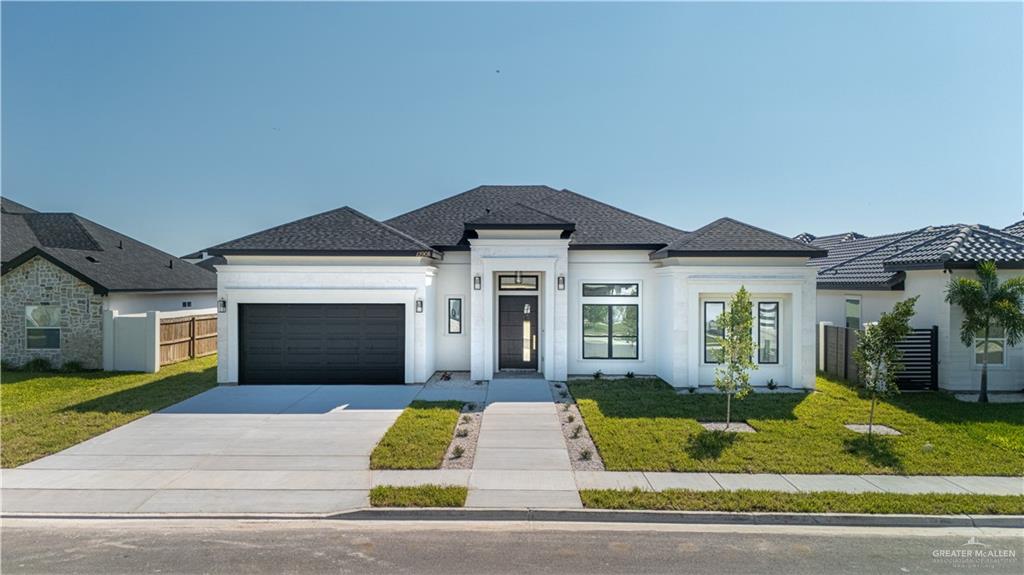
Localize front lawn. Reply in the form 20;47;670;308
370;485;468;507
580;489;1024;515
370;401;463;469
1;356;218;468
570;376;1024;475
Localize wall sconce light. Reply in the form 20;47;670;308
415;299;424;313
217;298;227;313
557;275;566;291
473;275;482;290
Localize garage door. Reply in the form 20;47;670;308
239;304;405;384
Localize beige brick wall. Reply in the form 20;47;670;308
1;256;104;369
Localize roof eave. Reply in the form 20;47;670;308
464;223;576;231
207;248;443;260
652;249;827;260
0;247;109;295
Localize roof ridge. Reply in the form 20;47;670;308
385;185;562;224
341;206;436;251
466;201;573;224
557;187;688;235
666;217;810;251
882;225;962;263
22;211;104;252
820;226;935;275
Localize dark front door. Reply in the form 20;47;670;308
238;303;405;384
498;296;538;370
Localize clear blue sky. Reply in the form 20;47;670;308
3;2;1021;256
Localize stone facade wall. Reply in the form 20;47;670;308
1;256;104;369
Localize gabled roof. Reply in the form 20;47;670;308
1004;219;1024;237
385;185;686;249
652;218;826;259
202;206;441;258
1;197;216;294
464;203;575;232
809;223;1024;290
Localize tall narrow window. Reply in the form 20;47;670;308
974;325;1006;366
26;305;61;349
447;298;463;334
704;302;725;363
582;304;638;359
845;297;861;330
758;302;779;364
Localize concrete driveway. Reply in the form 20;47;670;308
1;385;422;514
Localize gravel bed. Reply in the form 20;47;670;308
549;381;605;471
441;402;483;469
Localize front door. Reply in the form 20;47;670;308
498;295;538;370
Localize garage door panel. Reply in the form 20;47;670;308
240;304;405;384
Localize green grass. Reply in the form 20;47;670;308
370;401;463;469
570;376;1024;475
580;489;1024;515
1;356;217;468
370;485;468;507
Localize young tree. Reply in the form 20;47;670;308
852;297;918;440
945;261;1024;403
713;286;757;428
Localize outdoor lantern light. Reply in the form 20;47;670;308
217;298;227;313
473;275;482;290
557;275;566;291
416;299;424;313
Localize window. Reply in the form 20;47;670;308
498;275;538;290
26;305;61;349
583;304;638;359
845;297;861;330
758;302;780;364
704;302;725;363
181;301;192;308
447;298;463;334
582;283;639;297
974;325;1006;366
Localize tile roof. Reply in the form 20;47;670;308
1;198;215;293
795;231;867;250
652;218;826;258
385;185;687;248
882;225;1024;270
204;206;440;257
1004;219;1024;237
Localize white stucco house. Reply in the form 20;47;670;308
797;221;1024;394
191;185;824;389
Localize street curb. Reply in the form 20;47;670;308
335;508;1024;529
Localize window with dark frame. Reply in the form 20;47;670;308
758;302;779;364
498;275;538;290
704;301;725;364
447;298;463;334
582;304;638;359
582;283;639;297
26;305;61;350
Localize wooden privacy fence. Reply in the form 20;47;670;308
820;324;938;390
160;314;217;366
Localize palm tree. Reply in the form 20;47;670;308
945;261;1024;403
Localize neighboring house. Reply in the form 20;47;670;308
191;185;824;388
798;224;1024;393
1;197;217;369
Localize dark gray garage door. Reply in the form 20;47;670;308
239;304;405;384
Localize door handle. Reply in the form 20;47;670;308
532;335;537;350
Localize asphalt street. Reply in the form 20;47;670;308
2;519;1022;575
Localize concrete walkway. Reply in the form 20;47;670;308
466;378;581;509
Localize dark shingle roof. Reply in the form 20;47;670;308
465;203;574;230
1004;219;1024;237
1;197;38;214
652;218;826;259
204;206;441;258
809;223;1024;289
385;185;686;248
1;198;216;293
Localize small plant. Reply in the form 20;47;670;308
566;414;575;423
455;428;469;438
1;360;20;371
713;286;757;428
450;445;465;459
559;391;568;398
571;424;582;439
466;403;477;411
592;370;603;380
625;371;635;379
474;380;483;386
461;415;472;424
687;387;696;394
854;297;918;440
60;361;86;373
766;378;778;391
554;383;562;389
579;449;592;461
440;371;452;381
23;358;53;372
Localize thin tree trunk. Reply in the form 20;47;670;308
980;326;990;403
725;393;732;428
868;395;876;442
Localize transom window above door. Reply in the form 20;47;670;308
498;274;538;290
582;283;639;297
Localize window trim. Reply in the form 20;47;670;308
447;297;463;335
25;305;61;350
703;301;726;364
497;274;539;291
582;303;639;360
972;326;1007;368
757;301;780;365
845;295;862;330
582;283;640;298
